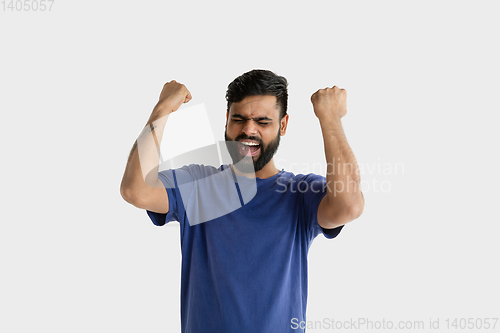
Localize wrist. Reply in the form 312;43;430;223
317;113;342;128
154;101;175;115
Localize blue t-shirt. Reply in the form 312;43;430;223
147;164;343;333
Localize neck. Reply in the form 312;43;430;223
230;158;280;179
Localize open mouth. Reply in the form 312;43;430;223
238;141;261;156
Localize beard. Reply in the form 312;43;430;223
224;129;280;174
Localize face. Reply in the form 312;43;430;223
224;95;288;174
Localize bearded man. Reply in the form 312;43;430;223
120;69;364;333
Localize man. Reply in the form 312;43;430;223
120;69;364;332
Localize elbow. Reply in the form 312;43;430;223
319;196;364;229
120;184;134;205
349;202;364;221
327;193;364;227
120;183;143;208
338;203;363;225
348;192;365;221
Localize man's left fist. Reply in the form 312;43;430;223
311;86;347;121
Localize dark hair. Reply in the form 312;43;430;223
226;69;288;119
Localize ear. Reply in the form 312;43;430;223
280;114;289;136
225;110;229;129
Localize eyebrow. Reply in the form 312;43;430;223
231;113;273;122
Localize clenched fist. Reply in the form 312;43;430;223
155;80;192;115
311;86;347;121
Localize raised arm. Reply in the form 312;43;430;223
311;86;364;229
120;81;192;213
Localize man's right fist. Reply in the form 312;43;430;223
156;80;192;114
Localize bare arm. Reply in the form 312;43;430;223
311;86;364;228
120;81;192;213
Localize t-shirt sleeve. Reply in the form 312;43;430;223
299;174;344;241
146;168;187;227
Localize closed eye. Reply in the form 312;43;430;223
230;115;272;126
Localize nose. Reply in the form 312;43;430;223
241;120;258;136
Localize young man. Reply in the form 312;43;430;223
120;70;364;332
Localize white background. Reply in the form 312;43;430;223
1;1;499;332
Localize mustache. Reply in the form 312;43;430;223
233;134;263;146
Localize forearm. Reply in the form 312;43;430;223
320;116;364;216
120;105;171;199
